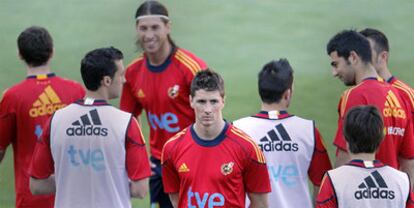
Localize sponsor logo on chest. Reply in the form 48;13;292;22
258;124;299;152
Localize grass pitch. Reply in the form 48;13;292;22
1;0;413;207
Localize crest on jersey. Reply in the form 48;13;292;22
137;89;145;98
221;162;234;176
168;84;180;99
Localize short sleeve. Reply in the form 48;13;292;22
308;127;333;186
243;144;271;193
125;117;151;181
161;142;180;193
0;90;17;150
29;117;54;179
316;173;337;208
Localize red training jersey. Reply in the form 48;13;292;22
388;76;414;129
161;123;271;208
333;78;414;168
0;73;85;208
120;48;207;159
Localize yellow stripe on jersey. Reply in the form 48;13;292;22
127;55;144;69
39;93;51;105
393;81;414;108
231;128;266;164
175;50;202;75
161;129;187;163
133;118;146;145
340;88;354;117
45;86;61;103
387;91;401;108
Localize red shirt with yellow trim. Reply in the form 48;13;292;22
388;76;414;128
0;73;85;208
161;123;271;208
120;48;207;160
334;78;414;168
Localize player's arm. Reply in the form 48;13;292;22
247;193;268;208
400;158;414;189
0;92;17;164
126;117;151;198
29;118;55;195
316;174;337;208
309;127;333;204
168;193;179;208
30;175;55;195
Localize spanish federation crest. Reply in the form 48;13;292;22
168;84;180;99
221;162;234;176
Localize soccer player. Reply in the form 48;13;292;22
316;105;414;208
233;59;332;208
120;1;207;207
0;26;85;208
327;30;414;176
161;69;271;208
29;47;151;208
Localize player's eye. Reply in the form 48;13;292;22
210;100;218;104
330;62;337;68
197;100;206;104
151;25;160;30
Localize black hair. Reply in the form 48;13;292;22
344;105;384;154
17;26;53;67
327;30;372;64
80;47;123;91
360;28;389;54
258;59;293;104
135;0;177;48
190;69;225;97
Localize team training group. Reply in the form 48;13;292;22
1;1;414;208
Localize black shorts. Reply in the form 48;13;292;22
150;157;173;208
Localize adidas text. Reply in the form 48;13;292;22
66;126;108;136
29;103;66;118
354;188;395;200
259;141;298;152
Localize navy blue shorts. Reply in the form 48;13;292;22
150;157;173;208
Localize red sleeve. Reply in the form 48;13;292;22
399;109;414;159
0;90;16;150
120;71;142;117
243;145;271;193
334;90;366;154
407;189;414;208
316;174;337;208
308;127;332;186
29;118;54;179
125;117;151;181
161;142;180;193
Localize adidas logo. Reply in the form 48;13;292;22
383;90;406;119
258;124;298;152
354;170;395;200
29;86;66;118
178;163;190;173
66;109;108;136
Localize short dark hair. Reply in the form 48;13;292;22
327;30;372;64
135;0;176;48
80;47;123;91
190;69;225;97
258;59;293;104
344;105;384;154
360;28;389;54
17;26;53;67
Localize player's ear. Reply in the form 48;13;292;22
189;95;195;109
349;51;358;65
102;76;112;87
166;20;172;34
380;51;389;65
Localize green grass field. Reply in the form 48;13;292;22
1;0;414;207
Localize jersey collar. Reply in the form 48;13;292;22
75;98;110;106
347;159;385;169
252;110;291;120
387;76;396;83
26;73;55;80
190;122;229;147
145;47;176;73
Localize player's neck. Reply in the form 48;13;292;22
349;152;376;161
146;42;172;66
378;67;393;81
261;102;287;112
193;119;226;141
26;64;51;76
356;64;378;84
85;90;109;101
